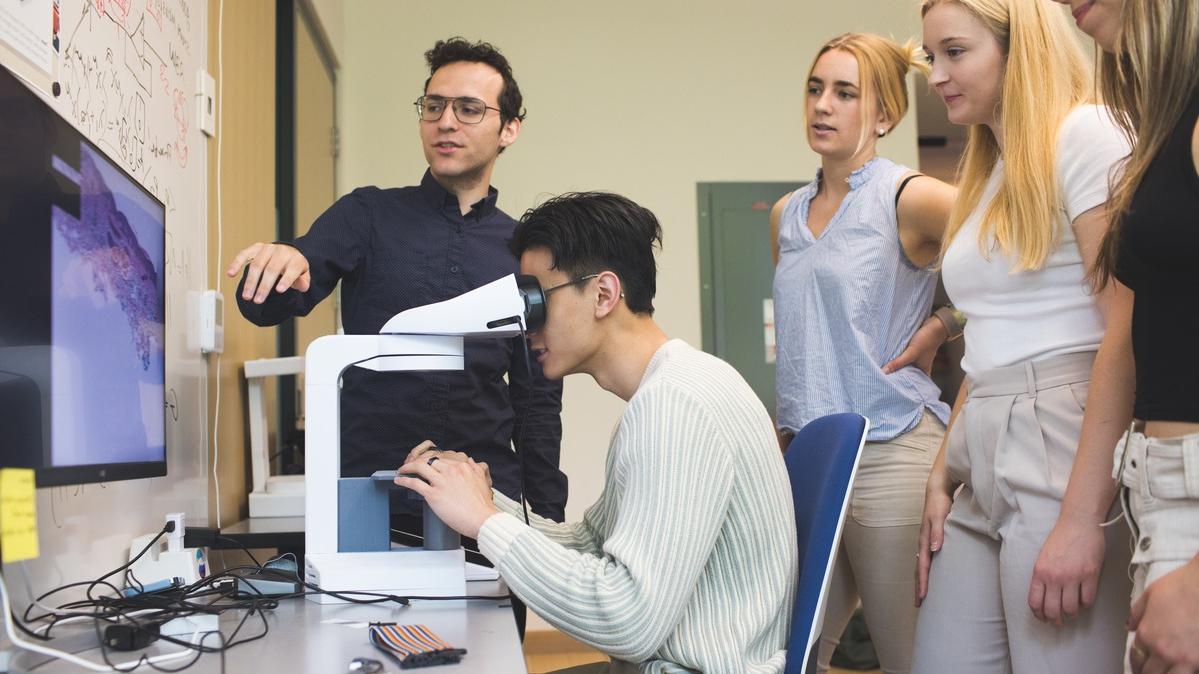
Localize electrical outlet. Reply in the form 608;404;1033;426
196;69;216;137
197;290;224;354
165;512;186;553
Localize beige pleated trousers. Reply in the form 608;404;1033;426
816;412;945;674
912;352;1132;674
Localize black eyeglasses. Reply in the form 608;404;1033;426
542;274;600;296
414;95;501;125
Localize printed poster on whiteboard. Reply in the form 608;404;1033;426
0;0;53;75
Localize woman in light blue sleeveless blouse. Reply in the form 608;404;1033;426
770;34;956;674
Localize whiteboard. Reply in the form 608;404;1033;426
0;0;208;598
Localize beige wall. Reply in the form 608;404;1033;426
339;1;925;496
306;0;345;65
338;0;924;627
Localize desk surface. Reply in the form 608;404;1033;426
214;516;306;552
220;516;305;536
11;581;527;674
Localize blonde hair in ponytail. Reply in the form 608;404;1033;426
808;33;930;156
923;0;1091;271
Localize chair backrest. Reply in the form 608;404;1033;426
782;413;869;674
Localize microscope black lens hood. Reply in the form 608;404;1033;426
515;274;547;332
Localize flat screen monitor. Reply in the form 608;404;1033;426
0;63;167;486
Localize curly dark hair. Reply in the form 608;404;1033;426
509;192;663;316
424;37;525;126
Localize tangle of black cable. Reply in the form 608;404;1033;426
18;549;512;672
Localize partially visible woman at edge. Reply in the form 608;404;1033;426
770;32;957;674
913;0;1135;671
1050;0;1199;671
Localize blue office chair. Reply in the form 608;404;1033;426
782;413;869;674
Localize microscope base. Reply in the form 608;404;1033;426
303;549;467;604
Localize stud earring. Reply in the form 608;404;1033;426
877;128;886;137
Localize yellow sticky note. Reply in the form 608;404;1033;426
0;468;40;563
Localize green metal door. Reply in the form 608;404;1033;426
698;182;806;418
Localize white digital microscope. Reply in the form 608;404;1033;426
302;274;548;603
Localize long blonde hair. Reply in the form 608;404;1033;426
808;33;931;157
1092;0;1199;286
923;0;1091;270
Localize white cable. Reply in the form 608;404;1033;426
18;562;73;618
212;350;222;528
211;0;225;529
0;572;199;671
34;610;158;636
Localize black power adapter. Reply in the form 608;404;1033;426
104;622;161;651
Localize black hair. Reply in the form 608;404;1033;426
510;192;663;315
424;37;525;126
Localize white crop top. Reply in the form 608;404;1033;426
942;105;1131;375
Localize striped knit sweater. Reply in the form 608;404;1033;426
478;339;797;673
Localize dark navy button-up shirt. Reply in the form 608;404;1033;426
237;171;566;520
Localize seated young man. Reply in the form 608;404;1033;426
396;192;797;673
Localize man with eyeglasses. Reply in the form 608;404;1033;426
225;38;565;635
397;192;798;673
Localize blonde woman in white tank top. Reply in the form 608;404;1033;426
911;1;1136;671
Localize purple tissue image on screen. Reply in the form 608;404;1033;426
49;143;166;467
